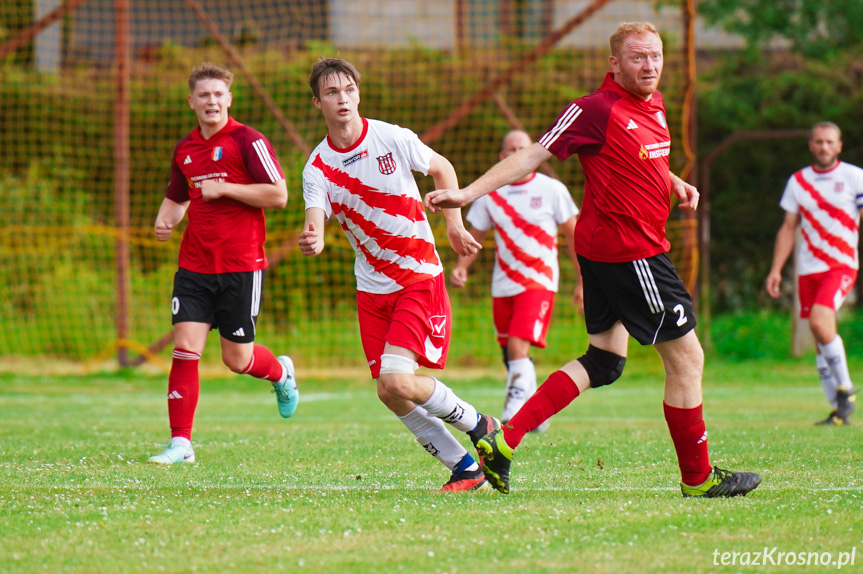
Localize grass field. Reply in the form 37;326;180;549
1;355;860;573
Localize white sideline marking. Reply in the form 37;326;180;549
35;483;863;493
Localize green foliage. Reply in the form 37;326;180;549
698;48;863;313
699;0;863;58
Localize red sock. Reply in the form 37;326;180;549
241;345;283;382
664;402;712;486
504;370;580;449
168;348;201;440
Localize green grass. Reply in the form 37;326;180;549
0;357;860;573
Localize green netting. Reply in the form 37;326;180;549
0;0;695;371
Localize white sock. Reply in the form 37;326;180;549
420;378;479;433
818;335;855;391
816;354;839;407
171;436;192;449
502;357;536;422
398;406;469;471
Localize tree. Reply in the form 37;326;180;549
699;0;863;58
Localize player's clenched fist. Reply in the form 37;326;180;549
298;222;324;256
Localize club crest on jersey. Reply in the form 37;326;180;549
212;147;223;161
530;196;542;209
377;152;396;175
836;182;844;193
655;111;667;128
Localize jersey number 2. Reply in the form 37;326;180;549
673;304;688;327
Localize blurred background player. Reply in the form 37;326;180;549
450;129;581;428
299;58;499;492
766;121;861;426
427;22;761;498
149;62;298;464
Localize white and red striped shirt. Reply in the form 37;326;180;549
466;172;578;297
302;118;443;294
780;161;863;275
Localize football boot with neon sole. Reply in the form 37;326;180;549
680;466;761;498
439;466;490;493
475;428;514;494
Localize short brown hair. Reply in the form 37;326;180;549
188;62;234;92
309;57;361;100
609;22;661;58
810;121;841;140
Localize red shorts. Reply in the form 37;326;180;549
356;273;451;379
798;267;857;318
493;289;556;348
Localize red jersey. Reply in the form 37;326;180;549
166;116;285;273
538;73;671;263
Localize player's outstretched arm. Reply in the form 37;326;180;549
425;143;552;213
670;172;699;211
299;207;327;256
427;152;482;256
201;179;288;209
154;197;190;241
765;211;800;298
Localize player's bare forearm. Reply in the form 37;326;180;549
299;207;326;256
765;213;798;298
426;143;551;212
201;179;287;209
154;197;189;241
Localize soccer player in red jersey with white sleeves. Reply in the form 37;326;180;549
766;121;862;426
299;58;499;492
427;22;761;498
450;130;581;426
148;63;298;465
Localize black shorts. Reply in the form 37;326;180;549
578;253;696;345
171;268;265;343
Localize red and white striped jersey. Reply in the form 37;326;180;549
302;118;443;294
780;161;863;275
466;172;578;297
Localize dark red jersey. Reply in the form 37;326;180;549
166;116;285;273
538;73;672;263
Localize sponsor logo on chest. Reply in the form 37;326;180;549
343;149;369;167
639;140;671;160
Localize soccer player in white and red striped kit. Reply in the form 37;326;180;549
299;58;500;492
450;129;581;426
428;22;761;498
766;121;861;425
149;62;298;465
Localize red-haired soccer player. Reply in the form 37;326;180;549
299;58;497;492
428;23;761;498
149;62;298;464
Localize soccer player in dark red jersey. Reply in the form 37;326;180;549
427;22;761;498
148;62;298;465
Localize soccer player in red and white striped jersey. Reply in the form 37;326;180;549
450;130;581;425
148;63;298;465
767;121;862;425
299;58;498;492
428;23;761;498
